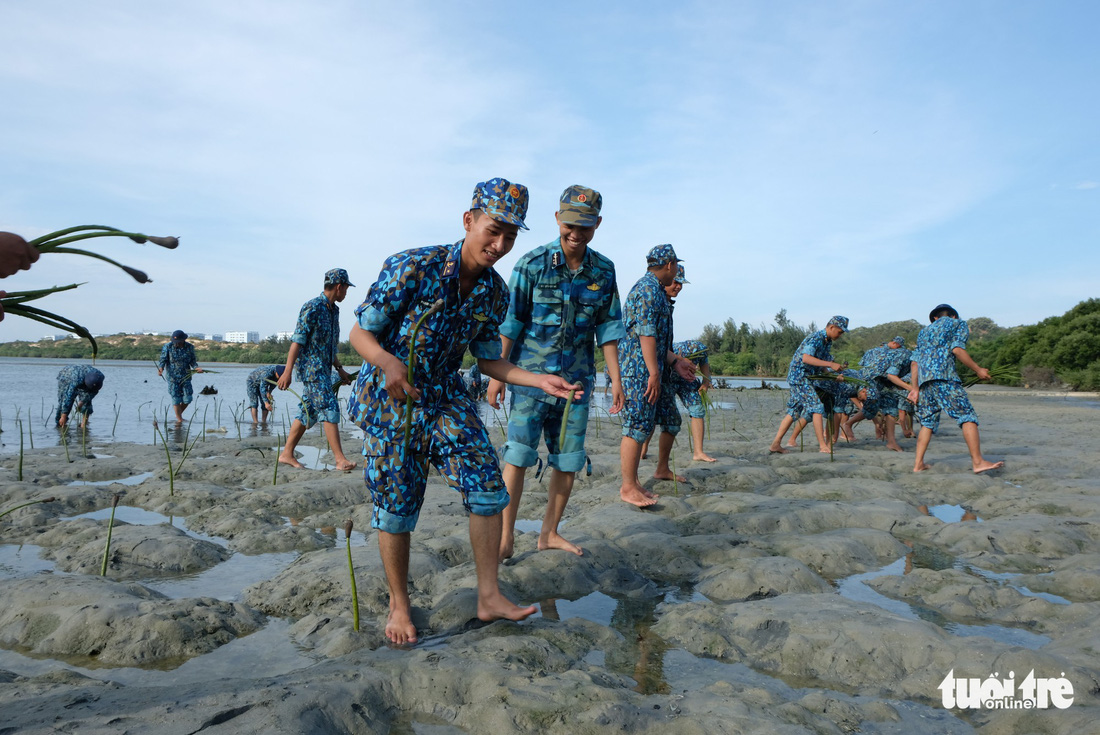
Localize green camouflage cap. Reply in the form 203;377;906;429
646;243;681;267
472;178;529;230
674;264;689;283
558;185;602;227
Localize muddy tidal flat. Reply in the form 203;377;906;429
1;388;1099;734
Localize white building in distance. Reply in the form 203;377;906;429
225;331;260;344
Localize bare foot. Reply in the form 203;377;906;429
886;443;904;452
768;444;789;454
692;452;717;462
477;591;537;623
621;484;659;507
913;462;931;473
539;531;583;556
902;431;915;439
973;460;1004;474
334;459;357;471
653;470;687;483
818;448;833;454
278;453;304;469
385;606;418;645
498;532;515;563
785;440;797;448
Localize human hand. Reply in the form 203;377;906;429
538;375;583;401
975;367;991;381
58;413;69;428
907;388;919;404
486;379;506;409
644;372;660;404
673;358;696;382
609;383;625;414
276;371;292;390
0;232;39;278
383;361;420;403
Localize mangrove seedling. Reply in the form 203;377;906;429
16;419;24;481
558;389;577;453
100;493;121;576
344;519;360;632
0;496;57;521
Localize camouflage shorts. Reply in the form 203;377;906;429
297;379;340;429
167;378;193;407
363;397;508;534
503;393;589;473
916;380;979;433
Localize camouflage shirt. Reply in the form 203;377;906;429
786;329;833;385
618;271;674;379
500;239;624;404
348;240;508;447
157;342;198;383
914;317;969;386
291;294;341;385
56;365;102;417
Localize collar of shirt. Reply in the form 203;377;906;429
547;238;592;273
442;239;497;302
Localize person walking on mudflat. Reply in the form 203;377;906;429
55;365;104;429
346;178;582;646
486;184;626;562
157;330;203;422
617;245;696;507
277;269;357;471
768;316;849;454
908;304;1004;474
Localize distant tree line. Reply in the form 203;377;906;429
0;333;360;366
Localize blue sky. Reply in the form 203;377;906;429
1;1;1097;345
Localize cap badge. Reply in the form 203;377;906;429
577;193;587;203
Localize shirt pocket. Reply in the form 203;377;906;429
574;286;604;333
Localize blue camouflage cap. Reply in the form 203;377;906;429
891;335;906;347
558;185;602;227
324;268;355;287
674;264;689;284
472;178;529;230
827;315;849;332
646;243;681;267
83;368;105;391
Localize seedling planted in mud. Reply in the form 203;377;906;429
0;496;57;521
345;519;360;632
100;493;121;576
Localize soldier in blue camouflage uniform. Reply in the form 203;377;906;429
55;365;104;429
246;364;285;423
276;269;357;471
845;336;913;450
346;178;581;646
485;184;625;561
910;304;1003;474
768;316;849;454
156;330;202;422
617;244;696;507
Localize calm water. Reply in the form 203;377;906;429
0;356;789;453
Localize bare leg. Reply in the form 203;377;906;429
812;413;831;453
962;422;1004;473
620;436;658;506
786;417;807;447
250;407;259;424
469;513;537;623
278;420;307;467
173;403;185;422
539;469;581;555
913;427;933;472
689;417;716;461
378;530;417;644
322;421;356;470
640;430;653;459
499;463;526;561
654;431;686;482
769;414;795;453
884;415;903;451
